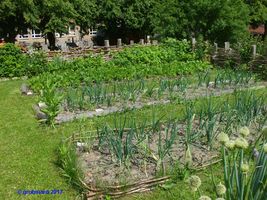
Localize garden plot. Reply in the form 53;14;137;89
60;90;267;199
49;70;267;123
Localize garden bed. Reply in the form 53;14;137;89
57;81;267;199
71;116;265;199
54;81;267;123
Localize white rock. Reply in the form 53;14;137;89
26;91;33;96
95;108;104;113
77;142;87;147
38;102;47;108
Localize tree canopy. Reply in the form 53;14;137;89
151;0;250;44
0;0;266;45
0;0;37;42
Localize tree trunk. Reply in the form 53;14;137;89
4;32;17;43
47;32;56;50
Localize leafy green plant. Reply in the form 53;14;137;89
57;140;85;192
233;91;265;126
100;117;136;167
40;79;63;127
25;51;48;77
156;121;178;174
0;43;26;77
29;39;211;91
204;100;218;148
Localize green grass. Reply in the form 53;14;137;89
0;80;79;200
0;79;266;200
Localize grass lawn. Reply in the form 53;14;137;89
0;79;266;200
0;80;79;200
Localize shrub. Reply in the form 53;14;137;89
232;36;264;63
25;51;48;77
0;43;26;77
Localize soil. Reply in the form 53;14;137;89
77;121;219;188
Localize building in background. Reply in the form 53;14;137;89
249;24;265;36
15;25;97;48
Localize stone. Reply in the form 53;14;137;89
38;102;47;109
95;108;104;113
26;91;33;96
20;83;29;95
33;105;47;120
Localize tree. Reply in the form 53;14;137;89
150;0;250;44
208;0;250;44
96;0;156;44
71;0;98;36
34;0;99;49
33;0;77;49
0;0;98;48
0;0;37;42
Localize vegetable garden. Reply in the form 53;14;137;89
1;39;266;200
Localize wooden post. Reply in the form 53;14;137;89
140;39;144;45
214;42;218;53
192;38;196;51
252;45;256;59
224;42;230;51
104;40;110;49
117;38;122;48
130;40;134;45
104;40;110;54
147;35;151;44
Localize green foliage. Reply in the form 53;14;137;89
0;43;26;77
58;140;85;192
0;0;37;42
0;44;49;78
156;121;178;172
246;0;267;27
1;0;265;46
72;0;98;33
151;0;250;44
96;116;139;167
232;36;265;63
194;37;212;61
40;79;63;127
25;51;48;77
0;0;97;46
96;0;155;41
29;41;211;91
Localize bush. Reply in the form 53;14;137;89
25;51;48;77
232;36;264;63
0;43;26;78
